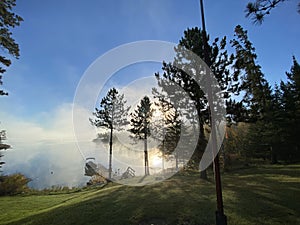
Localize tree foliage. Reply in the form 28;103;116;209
230;25;282;161
245;0;300;24
155;27;236;179
129;96;153;175
230;26;300;162
0;173;31;196
90;88;130;131
0;0;23;95
231;25;273;122
90;87;130;179
278;56;300;160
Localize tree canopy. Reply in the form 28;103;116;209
245;0;300;24
129;96;153;175
0;0;23;95
155;27;237;179
90;87;130;179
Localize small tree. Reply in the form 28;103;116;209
90;88;130;179
129;96;153;176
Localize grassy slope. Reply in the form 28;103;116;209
0;164;299;225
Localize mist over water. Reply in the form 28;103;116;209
3;141;89;189
2;137;174;189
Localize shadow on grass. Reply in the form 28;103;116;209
223;164;300;225
4;165;299;225
5;173;216;225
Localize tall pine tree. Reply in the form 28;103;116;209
231;25;282;162
90;88;130;179
129;96;153;176
155;27;236;179
231;25;273;122
280;56;300;161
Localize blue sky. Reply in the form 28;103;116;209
0;0;299;187
2;0;299;119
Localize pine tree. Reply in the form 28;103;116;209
0;0;22;169
231;25;277;161
231;25;273;122
90;88;130;179
155;27;236;179
129;96;153;176
0;0;23;95
280;56;300;161
245;0;300;24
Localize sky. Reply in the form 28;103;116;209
0;0;299;188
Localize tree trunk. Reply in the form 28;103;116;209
270;145;278;164
162;139;165;175
109;127;113;180
197;105;208;180
200;167;208;180
144;132;149;175
175;152;179;171
199;117;208;180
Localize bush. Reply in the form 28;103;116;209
0;173;31;196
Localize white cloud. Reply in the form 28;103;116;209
1;103;76;144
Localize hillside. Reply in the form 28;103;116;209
0;164;299;225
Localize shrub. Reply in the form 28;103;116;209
0;173;31;196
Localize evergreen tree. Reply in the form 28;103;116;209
230;26;300;162
155;27;236;179
0;0;23;95
90;88;130;179
230;25;277;161
226;99;249;123
280;56;300;161
129;96;153;176
231;25;273;122
0;0;22;168
245;0;300;24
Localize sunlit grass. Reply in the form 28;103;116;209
0;164;299;225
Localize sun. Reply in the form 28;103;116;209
151;155;162;167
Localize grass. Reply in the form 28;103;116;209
0;164;299;225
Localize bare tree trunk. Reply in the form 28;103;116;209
199;118;208;180
109;127;113;180
175;152;179;171
144;133;149;175
270;145;278;164
162;138;165;175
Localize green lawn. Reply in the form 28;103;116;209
0;164;299;225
